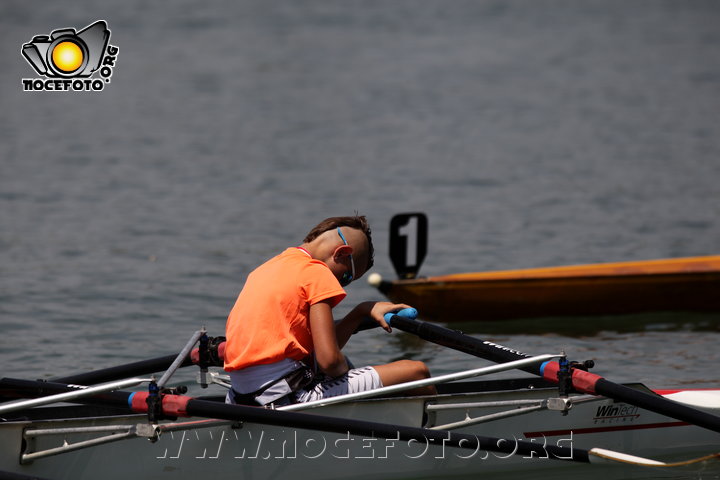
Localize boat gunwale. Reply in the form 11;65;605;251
393;257;720;285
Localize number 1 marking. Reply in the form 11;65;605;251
398;216;418;267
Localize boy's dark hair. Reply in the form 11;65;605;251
304;215;374;271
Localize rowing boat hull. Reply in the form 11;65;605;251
374;256;720;321
2;384;718;479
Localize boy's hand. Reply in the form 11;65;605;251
369;302;412;333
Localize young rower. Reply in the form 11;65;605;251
224;215;435;406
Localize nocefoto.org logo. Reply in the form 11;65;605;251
21;20;119;92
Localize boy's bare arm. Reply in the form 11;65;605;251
309;300;349;377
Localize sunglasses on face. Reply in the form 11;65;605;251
337;227;356;287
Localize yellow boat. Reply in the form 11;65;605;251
370;255;720;321
370;214;720;322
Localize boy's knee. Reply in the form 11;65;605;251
417;361;431;379
403;360;430;380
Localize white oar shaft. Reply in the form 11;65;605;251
0;378;147;415
589;448;665;466
281;353;560;412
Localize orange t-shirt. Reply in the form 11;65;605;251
224;248;346;371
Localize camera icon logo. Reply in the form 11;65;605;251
21;20;119;92
22;20;110;78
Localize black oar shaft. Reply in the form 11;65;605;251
390;315;539;373
51;354;193;385
50;336;226;386
389;315;720;434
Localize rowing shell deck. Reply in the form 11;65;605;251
371;255;720;321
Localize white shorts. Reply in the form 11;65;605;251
293;366;383;403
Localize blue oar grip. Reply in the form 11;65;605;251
384;308;418;326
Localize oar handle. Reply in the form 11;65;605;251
353;307;419;333
384;307;418;324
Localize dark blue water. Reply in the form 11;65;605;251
2;0;719;399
